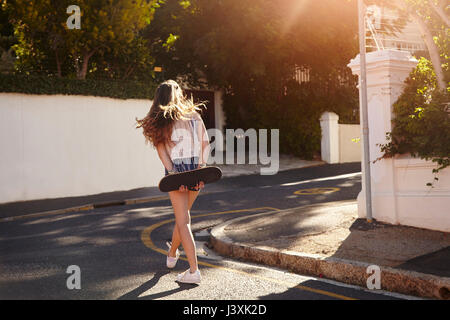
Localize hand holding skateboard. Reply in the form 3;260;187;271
178;181;205;192
159;166;222;193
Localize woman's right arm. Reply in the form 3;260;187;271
156;143;174;172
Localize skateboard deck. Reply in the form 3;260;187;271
158;166;222;192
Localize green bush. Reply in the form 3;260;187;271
0;73;157;100
379;58;450;184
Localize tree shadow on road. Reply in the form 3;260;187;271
118;270;197;300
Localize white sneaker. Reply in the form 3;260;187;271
166;241;180;269
176;269;202;284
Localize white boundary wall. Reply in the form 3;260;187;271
348;50;450;232
0;93;163;204
320;112;361;164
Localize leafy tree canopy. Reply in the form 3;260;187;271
2;0;157;79
147;0;359;88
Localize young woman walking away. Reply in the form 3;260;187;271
136;80;210;284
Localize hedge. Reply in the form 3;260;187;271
0;73;158;100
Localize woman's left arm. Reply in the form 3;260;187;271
156;143;174;173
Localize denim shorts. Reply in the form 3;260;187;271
165;157;200;191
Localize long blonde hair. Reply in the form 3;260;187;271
136;80;205;147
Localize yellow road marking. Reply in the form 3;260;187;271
141;207;357;300
294;187;340;195
141;207;277;254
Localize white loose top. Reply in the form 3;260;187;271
164;112;209;163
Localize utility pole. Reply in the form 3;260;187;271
358;0;373;222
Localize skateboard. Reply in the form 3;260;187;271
158;166;222;192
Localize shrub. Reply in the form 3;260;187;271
378;58;450;185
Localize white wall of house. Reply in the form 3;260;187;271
0;93;163;204
348;50;450;232
320;112;361;164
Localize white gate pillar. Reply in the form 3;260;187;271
348;50;418;222
320;112;340;164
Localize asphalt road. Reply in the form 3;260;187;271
0;163;419;300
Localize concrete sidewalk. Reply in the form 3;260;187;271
216;154;323;178
210;200;450;299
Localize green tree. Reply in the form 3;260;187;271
3;0;157;79
147;0;358;87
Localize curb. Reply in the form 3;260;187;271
0;191;217;223
209;210;450;300
0;204;95;223
0;195;170;223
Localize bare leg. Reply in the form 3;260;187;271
169;189;200;257
169;189;199;272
